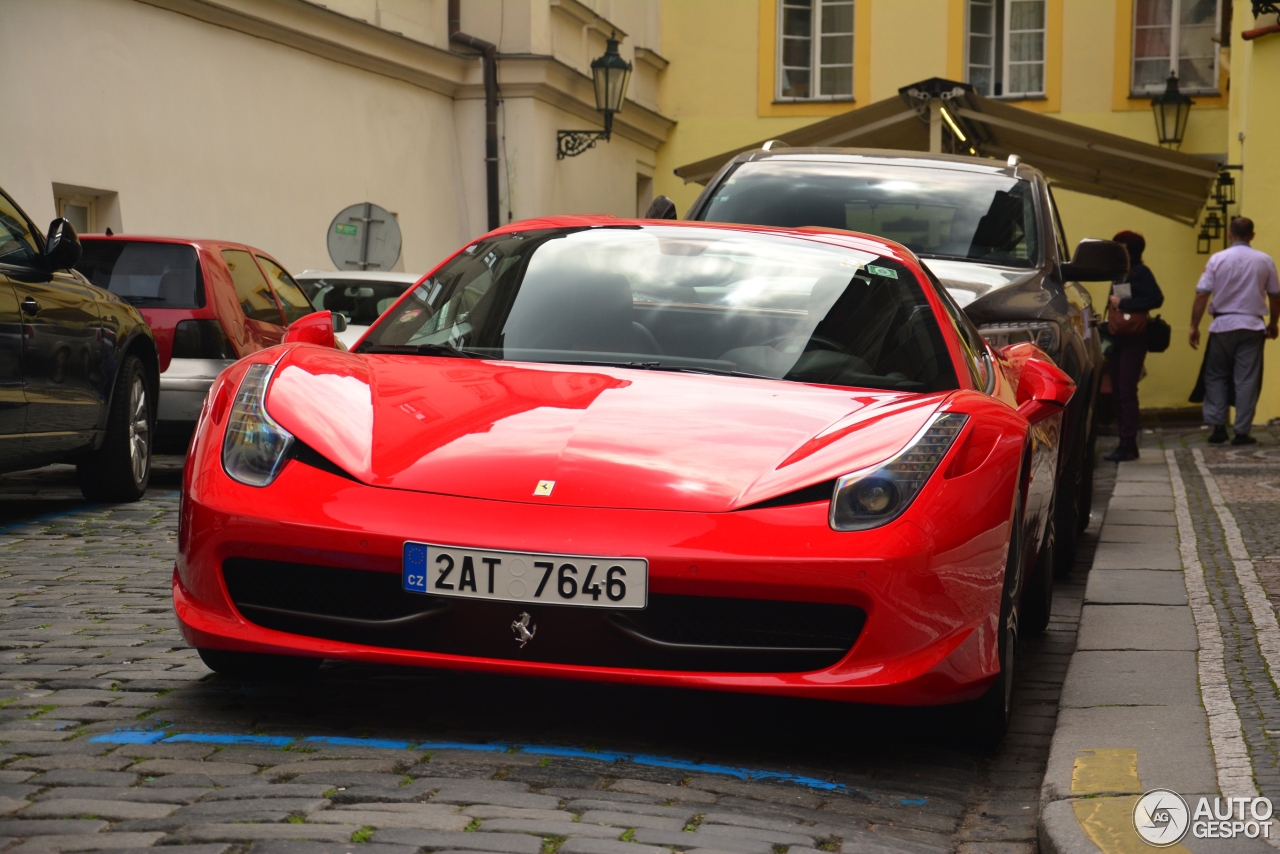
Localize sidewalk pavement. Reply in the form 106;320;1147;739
1040;425;1280;854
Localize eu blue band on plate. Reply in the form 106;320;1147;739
403;542;428;593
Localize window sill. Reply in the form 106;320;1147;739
1128;91;1221;99
773;97;856;104
990;94;1048;101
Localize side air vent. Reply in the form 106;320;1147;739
740;479;837;511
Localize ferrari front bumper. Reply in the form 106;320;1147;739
176;456;1010;706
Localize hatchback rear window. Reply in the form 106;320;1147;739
77;241;204;308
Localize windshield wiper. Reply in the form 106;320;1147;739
544;360;774;381
358;343;486;359
916;252;976;262
121;295;166;305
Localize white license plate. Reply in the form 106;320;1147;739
402;542;648;609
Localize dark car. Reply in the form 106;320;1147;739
683;148;1127;577
0;187;159;502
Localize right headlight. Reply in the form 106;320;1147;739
829;413;969;532
977;321;1061;358
221;363;294;488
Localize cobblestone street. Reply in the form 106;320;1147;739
0;456;1113;854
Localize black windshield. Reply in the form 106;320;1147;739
697;161;1040;269
77;241;204;308
358;226;958;393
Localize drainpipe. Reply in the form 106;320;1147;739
449;0;499;231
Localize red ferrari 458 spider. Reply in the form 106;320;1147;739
174;217;1073;743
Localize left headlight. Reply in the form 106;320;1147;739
829;413;969;532
222;363;294;488
977;321;1061;359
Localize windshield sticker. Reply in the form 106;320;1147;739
866;264;898;279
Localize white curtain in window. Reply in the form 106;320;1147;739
966;0;1045;98
778;0;854;101
1133;0;1219;94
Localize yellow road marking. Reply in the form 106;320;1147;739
1072;748;1141;795
1070;749;1193;854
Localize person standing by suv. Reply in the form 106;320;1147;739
1104;231;1164;462
1189;217;1280;446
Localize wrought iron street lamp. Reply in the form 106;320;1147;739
558;33;632;159
1151;72;1193;148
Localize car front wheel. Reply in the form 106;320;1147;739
77;355;152;503
964;492;1023;750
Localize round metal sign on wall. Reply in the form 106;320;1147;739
327;202;402;271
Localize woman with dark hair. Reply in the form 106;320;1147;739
1105;230;1164;461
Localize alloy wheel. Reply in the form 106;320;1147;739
128;377;149;485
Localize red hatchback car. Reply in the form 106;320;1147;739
76;237;316;449
175;217;1074;744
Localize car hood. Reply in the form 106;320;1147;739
922;258;1057;323
264;347;949;512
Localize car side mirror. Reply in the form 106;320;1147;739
284;310;341;348
644;196;678;220
998;342;1075;425
330;312;348;333
1061;238;1129;282
43;218;82;271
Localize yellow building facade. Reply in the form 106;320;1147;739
654;0;1280;424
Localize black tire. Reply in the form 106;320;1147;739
1020;513;1055;636
1076;432;1097;536
1053;455;1081;574
77;355;153;503
197;648;323;681
964;493;1023;750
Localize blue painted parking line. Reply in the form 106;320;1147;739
164;733;293;746
84;730;849;792
88;731;166;744
302;735;416;750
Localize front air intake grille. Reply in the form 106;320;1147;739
222;559;864;673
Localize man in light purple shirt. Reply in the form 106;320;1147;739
1190;217;1280;445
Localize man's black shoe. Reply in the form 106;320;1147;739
1208;426;1229;444
1104;447;1140;462
1232;433;1258;446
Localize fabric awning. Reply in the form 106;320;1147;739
673;78;1219;225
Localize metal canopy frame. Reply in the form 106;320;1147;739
672;77;1219;225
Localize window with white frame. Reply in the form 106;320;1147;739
1132;0;1220;95
966;0;1046;99
777;0;854;101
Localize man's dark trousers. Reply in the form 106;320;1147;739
1109;336;1148;452
1203;329;1265;435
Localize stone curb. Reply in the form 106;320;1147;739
1037;456;1213;854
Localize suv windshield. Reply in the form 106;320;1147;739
77;241;203;307
698;161;1040;269
358;225;957;393
303;278;413;327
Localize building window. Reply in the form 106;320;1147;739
777;0;854;101
966;0;1046;99
1132;0;1220;95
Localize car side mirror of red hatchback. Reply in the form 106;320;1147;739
998;342;1075;425
284;310;340;349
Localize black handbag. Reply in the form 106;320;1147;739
1145;314;1171;353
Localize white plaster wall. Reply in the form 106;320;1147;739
0;0;473;276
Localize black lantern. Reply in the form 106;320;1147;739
1213;171;1236;206
1197;225;1213;254
1151;72;1194;148
557;33;633;159
1203;210;1224;239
